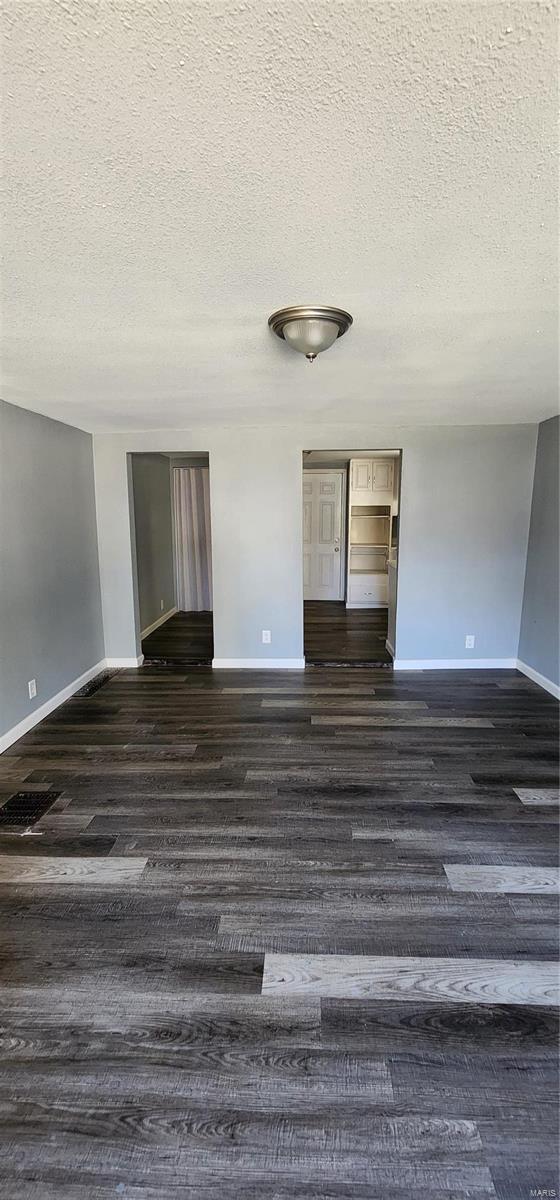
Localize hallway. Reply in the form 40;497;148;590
304;601;392;664
143;603;392;665
142;611;214;663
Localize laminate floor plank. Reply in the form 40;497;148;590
0;1048;393;1108
0;834;116;857
0;855;147;885
0;1099;485;1160
443;864;560;894
320;999;559;1054
262;698;428;710
0;662;557;1197
219;917;558;958
313;714;497;727
0;1160;498;1200
513;786;560;805
262;952;559;1005
0;1180;500;1200
388;1052;558;1115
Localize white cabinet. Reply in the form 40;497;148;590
350;459;372;495
350;458;393;503
348;573;388;606
372;459;393;493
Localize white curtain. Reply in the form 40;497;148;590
173;468;213;611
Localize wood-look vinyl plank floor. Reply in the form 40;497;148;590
261;952;558;1005
142;602;391;667
0;663;558;1197
312;715;497;727
141;610;213;662
0;855;148;884
513;786;560;805
443;864;560;894
303;601;392;665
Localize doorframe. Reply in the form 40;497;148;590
127;451;214;664
302;466;348;603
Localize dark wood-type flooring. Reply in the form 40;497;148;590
304;600;391;664
142;610;213;662
143;602;391;665
0;665;558;1198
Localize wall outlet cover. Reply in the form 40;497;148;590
465;635;475;649
28;679;37;699
262;630;271;644
160;599;165;611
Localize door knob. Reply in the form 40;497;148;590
334;546;340;552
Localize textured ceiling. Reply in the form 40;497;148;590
1;0;557;432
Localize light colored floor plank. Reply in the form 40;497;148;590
34;813;94;833
261;699;428;709
261;953;559;1006
222;687;377;694
444;864;559;894
311;716;495;727
514;787;560;807
0;855;147;885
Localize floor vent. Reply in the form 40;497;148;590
0;791;62;826
74;670;118;698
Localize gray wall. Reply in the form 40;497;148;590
519;415;559;686
131;454;175;634
209;432;303;662
0;400;104;737
395;427;535;662
93;422;537;667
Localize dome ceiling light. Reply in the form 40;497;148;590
268;305;353;363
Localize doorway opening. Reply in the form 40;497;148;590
302;450;401;665
130;453;213;663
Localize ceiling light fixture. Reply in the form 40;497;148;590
268;305;353;363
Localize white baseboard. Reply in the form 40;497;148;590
516;658;560;699
212;658;305;670
105;656;144;668
141;607;177;639
393;658;518;671
0;659;106;754
385;639;395;657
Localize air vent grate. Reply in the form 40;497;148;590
74;670;117;698
0;791;62;826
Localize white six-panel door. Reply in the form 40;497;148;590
303;470;345;601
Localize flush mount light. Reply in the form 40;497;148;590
268;305;353;363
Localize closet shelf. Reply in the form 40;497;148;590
350;568;387;576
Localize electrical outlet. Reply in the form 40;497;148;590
465;634;475;649
160;599;165;611
28;679;37;699
261;630;271;644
